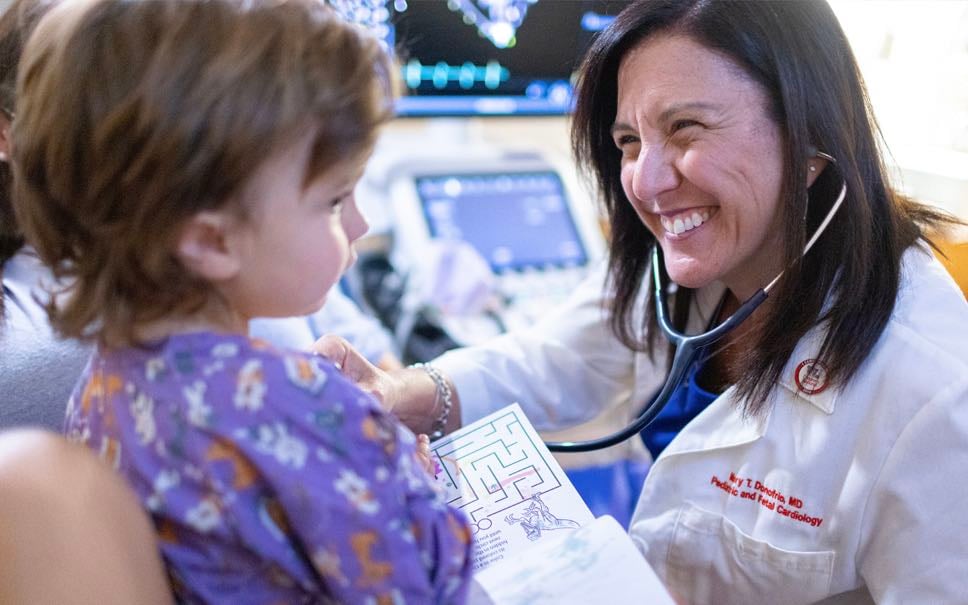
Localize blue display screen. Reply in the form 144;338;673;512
328;0;630;117
414;171;588;271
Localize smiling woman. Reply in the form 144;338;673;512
571;0;960;413
612;34;790;300
316;1;968;603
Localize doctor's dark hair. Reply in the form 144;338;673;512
13;0;396;346
571;0;956;413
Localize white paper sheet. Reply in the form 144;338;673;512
429;403;594;571
467;515;675;605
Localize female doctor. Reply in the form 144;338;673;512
317;1;968;602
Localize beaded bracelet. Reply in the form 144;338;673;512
411;362;453;441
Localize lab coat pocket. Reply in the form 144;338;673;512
666;503;834;605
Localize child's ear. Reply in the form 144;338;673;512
175;211;243;281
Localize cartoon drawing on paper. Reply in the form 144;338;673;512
504;492;580;540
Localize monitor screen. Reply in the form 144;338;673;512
329;0;630;117
414;171;588;271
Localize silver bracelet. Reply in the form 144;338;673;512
412;362;453;441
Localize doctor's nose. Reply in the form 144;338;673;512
629;144;681;204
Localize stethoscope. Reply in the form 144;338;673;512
546;153;846;453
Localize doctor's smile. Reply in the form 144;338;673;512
658;208;713;237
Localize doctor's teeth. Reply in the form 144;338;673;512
663;210;710;235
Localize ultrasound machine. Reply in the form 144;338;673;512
386;152;606;344
336;0;629;347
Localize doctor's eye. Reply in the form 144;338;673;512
613;134;638;148
670;119;701;133
613;135;641;156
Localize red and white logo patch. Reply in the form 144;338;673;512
795;358;829;395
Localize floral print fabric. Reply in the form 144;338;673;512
65;332;472;604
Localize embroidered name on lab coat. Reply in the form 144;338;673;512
710;471;824;528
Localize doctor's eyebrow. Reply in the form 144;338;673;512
610;121;635;137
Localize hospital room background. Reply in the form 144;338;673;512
316;0;968;527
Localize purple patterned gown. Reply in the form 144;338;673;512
64;332;472;604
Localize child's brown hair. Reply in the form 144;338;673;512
13;0;396;345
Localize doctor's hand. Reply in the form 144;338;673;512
313;335;398;409
312;335;462;436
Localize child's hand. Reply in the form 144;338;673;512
414;434;436;478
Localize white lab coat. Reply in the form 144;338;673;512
436;246;968;604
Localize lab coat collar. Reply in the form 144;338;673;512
655;282;837;465
694;276;840;416
776;325;839;415
652;286;843;460
694;281;839;414
658;337;838;461
667;327;840;459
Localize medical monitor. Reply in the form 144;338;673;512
330;0;630;117
388;152;605;275
384;153;605;341
414;171;587;272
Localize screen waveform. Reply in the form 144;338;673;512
403;59;511;90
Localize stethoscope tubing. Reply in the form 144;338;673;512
545;166;847;453
545;247;768;452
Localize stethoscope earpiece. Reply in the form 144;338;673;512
808;147;836;173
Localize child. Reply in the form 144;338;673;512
12;0;472;602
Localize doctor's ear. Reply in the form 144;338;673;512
806;146;830;188
175;210;244;282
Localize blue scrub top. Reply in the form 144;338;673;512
639;354;719;460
